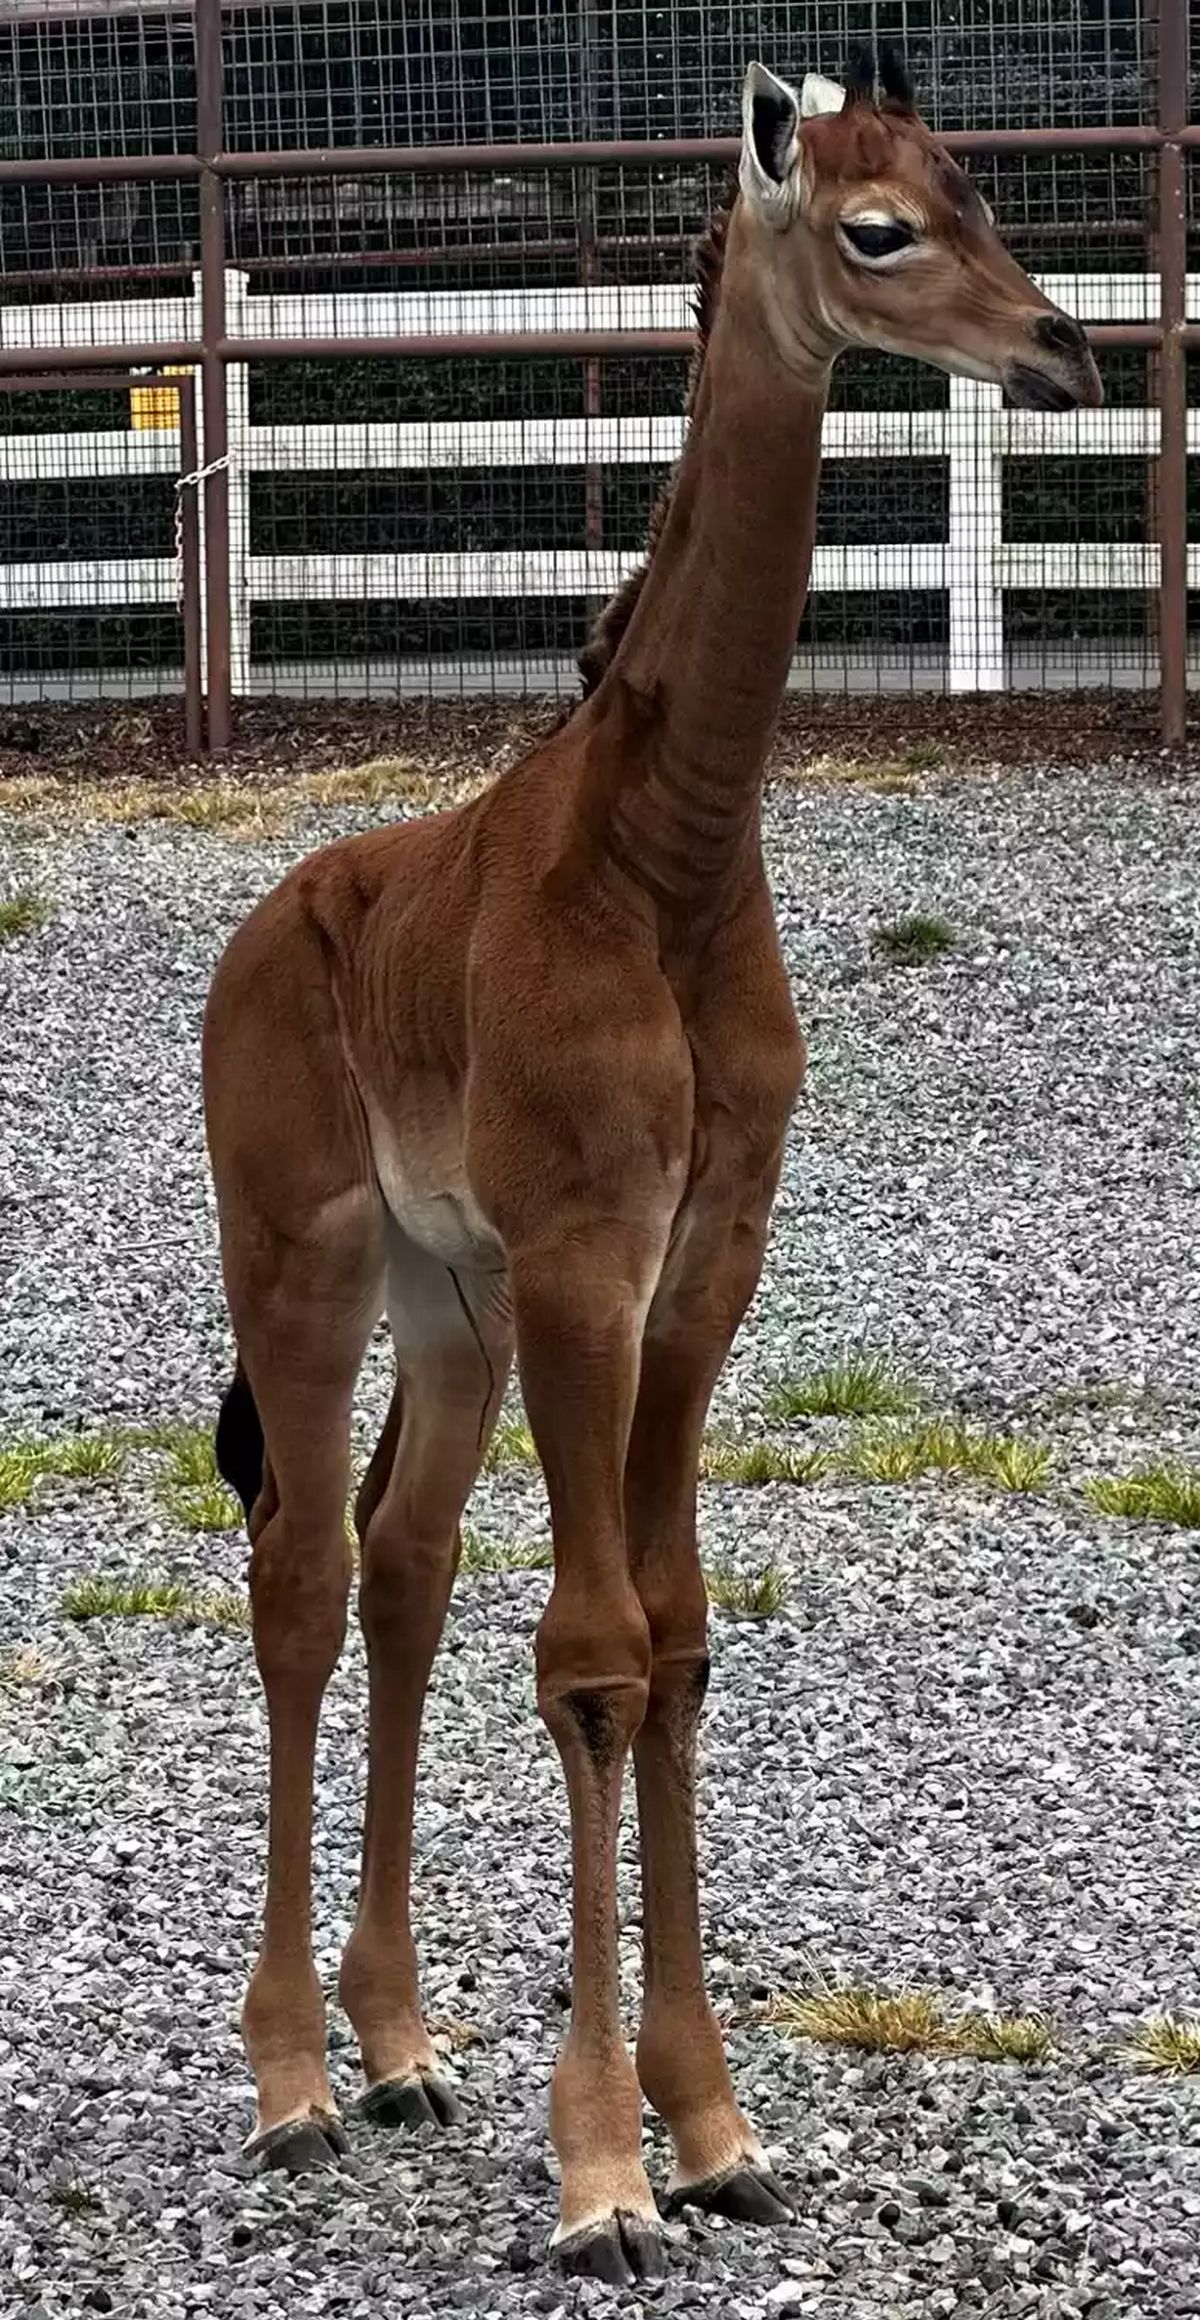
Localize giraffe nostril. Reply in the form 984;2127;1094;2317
1033;311;1087;361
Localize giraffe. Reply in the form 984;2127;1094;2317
202;48;1101;2289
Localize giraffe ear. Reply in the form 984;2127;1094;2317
800;71;846;117
740;61;804;225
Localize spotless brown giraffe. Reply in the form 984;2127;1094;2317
203;48;1101;2287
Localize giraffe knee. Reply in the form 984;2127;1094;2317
357;1518;456;1651
249;1518;351;1685
536;1580;651;1760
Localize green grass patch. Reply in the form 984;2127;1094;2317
0;888;51;940
700;1435;830;1486
962;1432;1051;1492
844;1419;965;1484
155;1422;219;1487
1085;1466;1200;1529
40;1434;126;1483
60;1571;248;1627
766;1351;920;1422
483;1416;538;1472
1123;2013;1200;2075
955;2010;1056;2063
0;1431;127;1508
871;911;957;965
0;1445;42;1510
458;1528;552;1574
703;1554;789;1619
149;1424;240;1531
163;1480;243;1534
843;1419;1050;1491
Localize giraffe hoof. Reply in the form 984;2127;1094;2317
556;2212;669;2287
247;2114;349;2175
360;2070;461;2130
667;2161;795;2226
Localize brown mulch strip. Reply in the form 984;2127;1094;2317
0;689;1189;795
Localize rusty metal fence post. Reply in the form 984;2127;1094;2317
1157;0;1189;748
195;0;233;756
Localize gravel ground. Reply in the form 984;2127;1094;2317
2;754;1199;2320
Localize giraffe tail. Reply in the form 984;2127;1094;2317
215;1355;265;1521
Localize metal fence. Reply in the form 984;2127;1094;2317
0;0;1195;749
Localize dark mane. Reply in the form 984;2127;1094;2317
576;184;737;699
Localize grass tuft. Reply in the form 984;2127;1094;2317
1123;2013;1200;2075
0;887;51;940
788;742;944;794
40;1434;126;1483
154;1422;218;1486
871;912;957;965
301;758;441;811
0;1445;43;1509
483;1416;539;1472
769;1982;1059;2065
955;2010;1056;2063
0;1431;127;1508
700;1435;830;1486
962;1432;1051;1493
49;2179;104;2217
87;779;289;838
0;758;482;838
844;1410;960;1484
767;1351;920;1422
60;1572;248;1627
843;1419;1050;1491
151;1425;240;1528
163;1480;243;1534
0;1642;63;1688
1085;1466;1200;1529
768;1983;953;2055
168;783;287;835
703;1554;789;1619
458;1528;552;1574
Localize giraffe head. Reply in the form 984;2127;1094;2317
738;50;1102;409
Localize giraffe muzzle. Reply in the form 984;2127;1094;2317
1004;310;1103;411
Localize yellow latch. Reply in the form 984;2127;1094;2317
130;365;189;431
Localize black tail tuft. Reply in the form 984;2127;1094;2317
215;1357;265;1521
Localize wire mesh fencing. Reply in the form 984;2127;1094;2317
0;0;1194;726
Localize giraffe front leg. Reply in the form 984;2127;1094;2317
626;1262;795;2226
513;1235;670;2287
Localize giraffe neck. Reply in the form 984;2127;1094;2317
582;209;831;915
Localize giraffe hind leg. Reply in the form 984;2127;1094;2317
339;1238;513;2127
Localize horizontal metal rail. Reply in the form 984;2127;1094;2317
2;327;1196;376
1;122;1199;189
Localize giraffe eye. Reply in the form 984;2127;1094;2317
840;218;917;259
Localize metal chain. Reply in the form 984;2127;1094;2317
174;452;231;611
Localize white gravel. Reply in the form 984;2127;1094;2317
2;756;1199;2320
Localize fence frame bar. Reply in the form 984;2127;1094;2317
1157;0;1190;747
2;123;1199;186
196;0;233;752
